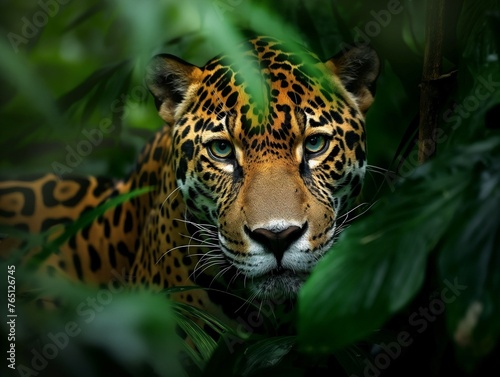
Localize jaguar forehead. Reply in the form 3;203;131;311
198;37;343;121
182;38;352;159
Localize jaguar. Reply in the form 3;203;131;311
0;36;379;327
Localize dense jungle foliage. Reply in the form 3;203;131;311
0;0;499;376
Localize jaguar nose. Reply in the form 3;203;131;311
246;223;307;263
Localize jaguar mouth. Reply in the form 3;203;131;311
249;268;308;300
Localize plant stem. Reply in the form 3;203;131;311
418;0;446;163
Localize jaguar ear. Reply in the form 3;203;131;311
146;54;202;124
326;46;380;114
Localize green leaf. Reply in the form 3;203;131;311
0;38;64;129
174;300;235;337
235;336;295;377
297;149;470;353
202;335;296;377
76;291;184;377
176;314;217;366
458;0;500;74
57;61;130;111
63;4;105;32
438;156;500;368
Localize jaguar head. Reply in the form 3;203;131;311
146;36;379;299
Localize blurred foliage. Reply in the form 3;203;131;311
1;0;500;376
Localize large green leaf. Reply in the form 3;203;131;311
297;148;476;353
438;153;500;368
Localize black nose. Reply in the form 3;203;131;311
246;224;307;263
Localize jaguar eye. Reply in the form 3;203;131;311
208;140;234;160
304;135;329;155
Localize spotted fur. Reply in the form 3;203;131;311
0;36;379;325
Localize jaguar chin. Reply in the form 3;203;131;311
249;269;311;299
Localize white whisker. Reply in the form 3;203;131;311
366;164;394;175
191;260;227;280
160;186;181;210
235;289;259;313
180;233;219;247
190;251;225;279
337;202;369;220
185;251;220;258
156;244;214;264
174;217;217;231
227;269;242;290
183;228;219;242
345;201;377;223
209;265;233;287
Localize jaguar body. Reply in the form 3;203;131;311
0;36;379;325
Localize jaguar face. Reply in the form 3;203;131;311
147;36;379;299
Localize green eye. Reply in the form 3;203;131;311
304;135;328;155
208;140;234;160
